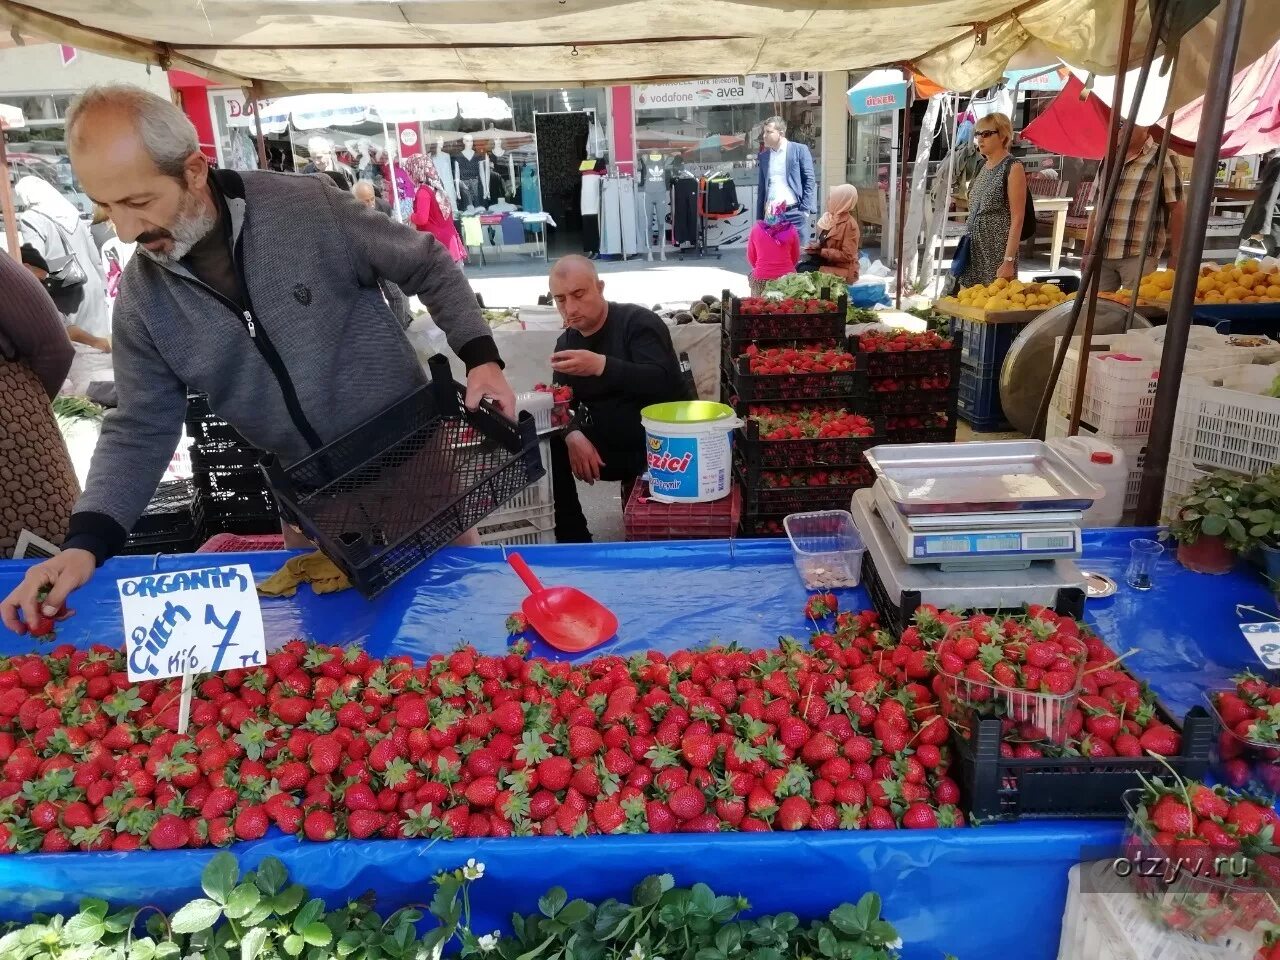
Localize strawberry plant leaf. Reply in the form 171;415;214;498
171;898;223;935
254;857;287;896
816;926;839;957
632;874;668;906
283;934;306;957
828;904;863;936
538;887;567;919
63;911;105;945
240;927;269;960
202;852;238;905
302;923;333;947
716;925;744;954
128;938;157;960
224;882;262;920
153;943;181;960
557;899;591;927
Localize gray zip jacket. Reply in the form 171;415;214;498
65;168;499;562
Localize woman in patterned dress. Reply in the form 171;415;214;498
958;113;1027;289
0;252;79;558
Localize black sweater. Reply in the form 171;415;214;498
553;302;687;477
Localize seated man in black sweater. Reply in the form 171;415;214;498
548;255;690;542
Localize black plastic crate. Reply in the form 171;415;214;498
190;440;262;473
119;530;197;556
722;289;847;343
735;462;871;515
721;380;865;419
854;387;960;418
723;353;865;403
955;704;1213;822
194;486;279;521
129;479;194;538
262;354;543;597
737;415;883;470
849;334;962;378
861;545;1085;638
738;511;790;538
883;413;958;444
193;464;276;496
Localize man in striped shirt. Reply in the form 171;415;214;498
1084;130;1185;292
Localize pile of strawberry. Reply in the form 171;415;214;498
738;297;839;316
0;603;969;854
870;374;952;393
1208;672;1280;796
750;409;875;442
886;413;950;433
1125;776;1280;943
532;383;574;429
909;606;1182;759
760;467;871;490
742;346;855;376
857;330;952;353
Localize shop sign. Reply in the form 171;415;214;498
847;83;908;115
633;74;819;111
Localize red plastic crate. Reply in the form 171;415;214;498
624;481;742;541
198;532;286;552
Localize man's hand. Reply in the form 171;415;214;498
550;350;606;378
1;549;96;636
465;362;516;419
93;336;112;354
566;431;606;484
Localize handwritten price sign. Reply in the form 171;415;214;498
119;564;266;683
1240;622;1280;671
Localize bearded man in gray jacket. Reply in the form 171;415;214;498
2;85;514;634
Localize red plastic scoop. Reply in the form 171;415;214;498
506;553;617;653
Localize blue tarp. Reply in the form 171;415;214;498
0;531;1270;959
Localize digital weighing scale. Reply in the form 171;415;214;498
873;483;1083;570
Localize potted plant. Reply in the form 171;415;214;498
1165;470;1251;574
1243;466;1280;581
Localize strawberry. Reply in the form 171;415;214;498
901;802;938;829
537;756;573;792
149;813;190;850
347;810;386;840
304;809;337;842
1150;795;1196;835
776;796;812;831
234;805;270;841
592;798;626;834
645;801;677;834
1139;724;1181;756
680;734;715;769
668;784;707;821
568;726;604;759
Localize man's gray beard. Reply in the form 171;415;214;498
141;192;217;263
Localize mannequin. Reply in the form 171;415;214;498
639;152;670;261
432;137;456;207
454;135;486;210
492;134;518;196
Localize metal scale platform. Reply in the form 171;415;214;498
852;441;1095;609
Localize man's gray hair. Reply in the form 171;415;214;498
764;116;786;135
66;84;199;180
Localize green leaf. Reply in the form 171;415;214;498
829;904;864;936
293;899;325;934
0;932;22;958
856;891;881;928
556;899;591;928
283;934;306;957
748;949;784;960
592;902;631;940
515;935;557;960
128;938;157;960
255;858;288;896
695;949;726;960
817;927;839;957
538;887;567;919
273;884;307;917
153;943;181;960
202;852;239;905
716;925;743;954
62;912;105;946
632;874;673;906
302;923;333;947
337;932;365;957
1202;513;1228;536
429;875;460;922
79;899;110;921
171;898;224;935
867;919;900;944
240;927;269;960
774;913;798;934
224;883;262;921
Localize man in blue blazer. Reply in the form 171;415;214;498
756;116;817;237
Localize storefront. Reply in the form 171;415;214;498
631;73;822;248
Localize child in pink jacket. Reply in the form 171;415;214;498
746;209;800;296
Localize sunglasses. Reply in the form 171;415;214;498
974;130;1000;139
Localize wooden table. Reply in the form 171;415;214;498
1033;195;1071;272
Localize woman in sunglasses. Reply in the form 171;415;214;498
957;112;1027;288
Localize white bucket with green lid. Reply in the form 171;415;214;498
640;401;743;504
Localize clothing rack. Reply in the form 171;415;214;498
675;176;723;261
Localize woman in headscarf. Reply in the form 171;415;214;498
404;153;466;263
15;176;112;352
746;202;801;296
802;184;861;284
0;251;80;558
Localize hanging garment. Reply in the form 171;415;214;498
704;175;740;216
583;214;601;254
430;153;455;208
500;215;525;245
581;169;604;217
672;177;699;245
521;165;541;213
455;151;483;184
459;178;484;209
599;180;624;256
617;178;641;257
639;155;668;189
488;169;509;202
460;216;484;248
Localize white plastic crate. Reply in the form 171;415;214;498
1058;862;1259;960
1054;348;1161;437
476;507;555;546
1172;366;1280;478
1161;459;1212;527
501;438;553;513
515;391;568;436
1046;414;1148;512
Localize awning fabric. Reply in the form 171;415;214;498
1020;73;1197;160
1170;41;1280;157
225;92;513;132
1;0;1278;104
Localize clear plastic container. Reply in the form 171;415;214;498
783;510;865;589
515;391;554;433
1205;691;1280;800
1121;787;1280;948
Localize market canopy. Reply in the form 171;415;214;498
226;92;513;134
1171;39;1280;158
3;0;1280;105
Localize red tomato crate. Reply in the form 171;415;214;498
624;480;742;541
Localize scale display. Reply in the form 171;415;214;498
914;529;1078;559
